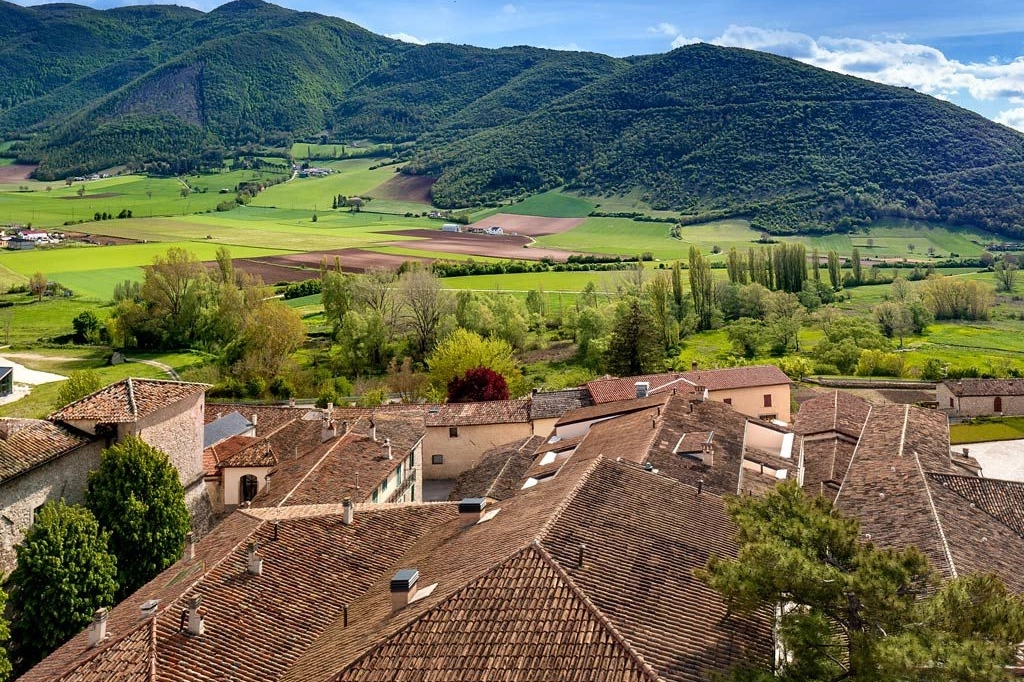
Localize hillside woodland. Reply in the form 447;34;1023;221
3;0;1024;237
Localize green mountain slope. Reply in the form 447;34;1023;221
5;1;1024;238
412;45;1024;236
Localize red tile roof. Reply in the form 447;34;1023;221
0;418;91;482
51;378;208;424
586;366;790;404
942;378;1024;397
203;435;277;477
792;390;871;439
554;394;669;427
424;399;531;426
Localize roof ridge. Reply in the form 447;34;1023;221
275;430;357;508
914;448;958;579
48;617;153;680
126;377;137;419
148;616;157;682
530;540;663;682
484;437;530;500
833;403;872;502
536;455;603;545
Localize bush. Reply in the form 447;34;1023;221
920;358;945;381
856;349;906;377
269;376;294;399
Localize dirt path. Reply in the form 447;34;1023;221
125;357;180;380
2;352;82;363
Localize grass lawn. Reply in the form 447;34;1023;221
290;142;398;159
950;417;1024;445
0;348;208;419
252;160;394;210
0;295;108;344
0;169;288;227
439;269;649;293
537;217;761;261
501;190;594;218
366;246;506;263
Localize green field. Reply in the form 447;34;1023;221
501;190;594;218
537;217;760;260
252;160;396;210
0;169;289;227
290;142;398;160
950;417;1024;445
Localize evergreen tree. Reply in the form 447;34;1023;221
827;250;842;290
725;247;747;285
606;297;660;375
812;247;821;281
700;482;1024;682
9;500;117;672
86;436;190;599
670;260;684;320
851;247;863;285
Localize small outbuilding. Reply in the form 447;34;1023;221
441;223;461;233
0;367;12;397
939;379;1024;417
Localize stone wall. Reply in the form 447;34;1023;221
0;441;103;576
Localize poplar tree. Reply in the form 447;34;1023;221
688;246;714;330
826;250;842;290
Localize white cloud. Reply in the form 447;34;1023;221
648;22;678;37
995;107;1024;132
385;32;426;45
705;25;1024;104
501;4;518;14
671;35;701;48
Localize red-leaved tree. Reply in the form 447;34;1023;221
447;366;510;403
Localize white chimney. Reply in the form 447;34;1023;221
251;413;258;427
370;418;377;442
635;382;649;399
247;542;263;576
342;496;354;525
89;608;108;647
288;397;296;407
459;498;486;526
185;531;196;561
186;595;204;636
701;442;714;467
139;599;159;620
384;438;392;461
390;569;420;612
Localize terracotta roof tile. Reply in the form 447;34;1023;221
0;418;91;482
51;378;208;424
943;379;1024;397
424;399;531;426
203;435;277;477
448;436;544;501
555;394;669;427
55;619;155;682
587;366;789;403
528;388;593;420
792;390;871;439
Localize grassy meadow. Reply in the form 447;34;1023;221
251;159;397;210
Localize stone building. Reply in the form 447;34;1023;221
938;378;1024;417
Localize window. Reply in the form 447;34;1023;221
723;398;732;405
449;426;459;438
949;397;954;408
408;452;415;468
995;396;1003;413
432;454;444;465
381;478;388;492
763;394;773;408
239;474;258;503
371;489;379;503
761;414;777;421
396;462;403;485
32;503;44;522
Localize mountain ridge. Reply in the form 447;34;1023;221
4;0;1024;237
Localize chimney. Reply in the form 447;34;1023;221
139;599;159;620
185;531;196;561
247;541;263;576
341;420;349;436
89;608;108;648
327;401;334;412
635;381;650;399
321;418;338;443
251;413;258;427
370;418;377;442
962;447;970;458
342;496;354;525
459;498;486;526
691;360;698;372
288;397;296;407
186;595;204;636
384;438;392;460
390;569;420;612
701;442;714;467
694;385;707;402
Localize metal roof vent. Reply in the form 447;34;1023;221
635;381;650;399
390;569;420;612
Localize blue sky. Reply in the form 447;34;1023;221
16;0;1024;130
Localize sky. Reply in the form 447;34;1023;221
15;0;1024;131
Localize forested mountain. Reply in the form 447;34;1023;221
4;0;1024;237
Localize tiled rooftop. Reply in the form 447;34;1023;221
943;378;1024;397
528;388;593;420
0;418;91;482
448;436;543;501
586;365;789;403
554;394;669;427
424;399;531;426
203;435;277;476
792;390;871;439
51;378;208;424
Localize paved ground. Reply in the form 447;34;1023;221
960;439;1024;481
422;479;455;502
0;355;66;385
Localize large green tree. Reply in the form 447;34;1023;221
86;436;190;599
700;482;1024;682
688;246;714;331
54;369;102;410
9;500;117;672
606;297;661;376
426;328;527;398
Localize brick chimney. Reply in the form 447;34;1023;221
88;608;108;648
390;569;420;612
459;498;486;526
